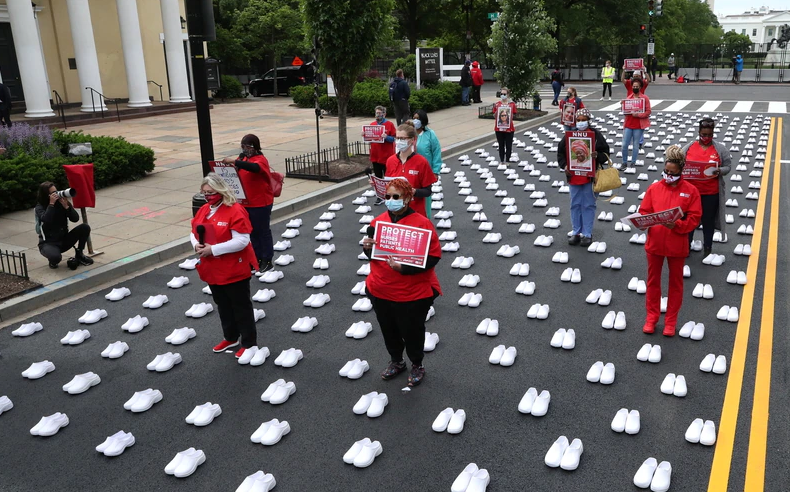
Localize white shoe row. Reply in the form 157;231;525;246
236;470;276;492
700;354;727;373
550;329;575;349
458;292;482;307
286;218;303;227
105;287;131;300
185;402;222;427
634;458;671;491
545;436;583;470
124;389;163;413
343;438;382;468
627;277;648;294
678;321;705;339
611;409;641;434
273;349;303;368
185;302;213;317
96;430;135;457
166;327;195;345
259;270;284;283
458;274;480;287
602;311;627;330
551;252;569;263
432;408;466;433
692;283;715;299
60;329;91;345
685;418;717;445
587;362;615;384
303;293;330;308
451;464;490;492
291;316;317;333
346;321;373;339
122;315;149;333
660;374;687;397
476;318;499;336
319;211;336;221
165;448;205;478
351;298;373;311
79;309;108;323
312;258;330;269
339;359;369;379
560;268;581;283
22;360;55;379
451;256;475;269
12;322;43;337
637;344;662;363
600;256;623;269
527;303;550;319
142;295;168;309
489;345;517;366
315;243;336;255
439;231;458;241
250;418;290;446
63;372;101;395
167;276;189;288
424;332;440;351
147;352;182;372
253;288;276;302
30;413;69;437
717;305;740;322
437;219;453;228
736;224;754;235
261;379;296;404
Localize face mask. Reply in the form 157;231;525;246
699;135;713;145
242;147;254;157
413;119;422;130
662;172;680;184
567;93;573;98
576;121;589;131
385;199;405;212
501;94;507;100
395;139;410;153
375;115;384;122
633;88;640;94
205;194;223;206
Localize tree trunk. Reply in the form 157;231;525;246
337;94;350;162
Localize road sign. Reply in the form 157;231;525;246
291;56;304;66
487;12;499;20
647;43;655;55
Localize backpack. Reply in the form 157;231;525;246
389;80;397;101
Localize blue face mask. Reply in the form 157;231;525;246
385;199;405;212
413;119;422;130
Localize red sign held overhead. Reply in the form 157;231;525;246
291;56;304;66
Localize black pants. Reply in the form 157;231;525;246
372;162;386;179
602;82;612;97
472;85;481;103
246;205;273;263
650;70;656;81
495;131;514;163
369;293;434;366
688;194;719;249
0;109;11;127
210;277;257;348
38;223;91;264
668;67;675;79
394;100;410;125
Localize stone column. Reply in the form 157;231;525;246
66;0;107;112
116;0;152;107
6;0;55;117
160;0;192;102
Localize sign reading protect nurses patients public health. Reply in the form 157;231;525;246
372;222;432;268
620;206;684;231
624;58;644;71
209;161;248;205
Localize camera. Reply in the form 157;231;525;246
56;188;77;199
66;257;79;270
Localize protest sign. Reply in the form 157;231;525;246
565;131;596;178
560;103;576;127
209;161;248;205
369;175;407;200
624;58;645;71
371;221;432;268
683;160;719;180
621;207;684;231
363;125;386;143
622;98;646;114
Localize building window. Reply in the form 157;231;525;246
742;29;746;35
752;29;757;36
768;28;774;37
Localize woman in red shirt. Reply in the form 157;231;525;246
639;146;702;337
190;173;259;358
493;87;517;164
384;121;437;216
682;117;732;257
559;86;585;131
361;179;442;387
222;134;275;273
367;105;397;205
621;79;651;168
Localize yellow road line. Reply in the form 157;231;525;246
744;117;782;491
707;118;776;491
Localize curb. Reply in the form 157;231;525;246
0;112;555;324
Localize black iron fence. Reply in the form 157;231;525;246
0;249;29;279
285;141;370;180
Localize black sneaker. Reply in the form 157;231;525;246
75;249;94;266
568;234;581;246
48;261;59;269
579;236;593;247
259;260;274;274
374;198;384;206
66;257;79;270
380;360;407;380
408;364;426;386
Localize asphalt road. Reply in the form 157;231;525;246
0;111;784;492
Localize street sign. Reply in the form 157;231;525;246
647;43;655;55
291;56;304;66
487;12;499;20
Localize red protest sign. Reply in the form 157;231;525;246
624;58;644;71
683;160;719;180
363;125;386;143
622;98;645;114
370;175;407;201
209;161;249;205
565;131;596;178
621;206;684;231
371;221;432;268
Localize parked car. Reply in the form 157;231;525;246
248;62;315;96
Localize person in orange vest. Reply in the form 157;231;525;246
470;61;484;103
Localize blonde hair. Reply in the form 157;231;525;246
664;145;685;168
201;173;237;206
398;120;417;139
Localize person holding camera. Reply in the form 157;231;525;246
34;182;93;269
733;55;743;84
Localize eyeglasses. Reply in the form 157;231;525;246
663;171;682;177
375;113;385;117
384;194;402;200
395;137;411;141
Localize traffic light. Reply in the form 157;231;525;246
655;0;663;16
640;24;647;35
648;0;654;16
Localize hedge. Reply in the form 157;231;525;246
215;75;244;99
0;125;155;214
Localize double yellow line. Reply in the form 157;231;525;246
708;117;783;491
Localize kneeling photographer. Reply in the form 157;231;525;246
34;181;94;269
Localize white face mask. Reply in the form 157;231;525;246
395;139;410;153
501;94;508;100
662;171;680;184
575;121;589;131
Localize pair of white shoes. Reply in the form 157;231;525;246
600;256;623;269
273;240;291;251
545;436;583;470
451;256;475;269
700;354;727;373
679;321;706;340
165;448;206;478
315;244;336;255
274;349;303;368
291;316;318;333
259;270;284;283
63;372;101;394
424;332;440;351
686;418;717;445
12;322;43;337
739;208;756;218
545;206;560;216
355;205;372;214
496;245;520;257
250;419;291;446
261;379;296;404
351;196;368;205
660;374;688;397
634;458;672;491
60;329;91;345
22;361;55;380
533;235;554;247
737;224;755;235
185;302;213;318
506;214;523;224
315;230;333;241
253;288;276;302
436;219;452;228
79;309;107;324
351;298;373;312
482;233;501;243
598;211;614;221
458;293;482;307
602;311;627;330
339;359;370;379
238;347;270;366
560;268;582;283
587;241;608;253
515;281;536;295
726;270;748;285
509;262;530;276
351;280;366;295
519;388;550;416
357;263;371;275
179;258;199;270
235;470;276;492
186;402;222;427
147;352;182;372
0;396;13;416
30;413;69;437
282;228;299;239
627;277;648;294
551;252;569;264
614;222;632;232
527;303;550;319
274;254;295;266
122;315;149;333
489;345;517;366
702;254;725;266
303;293;330;308
586;289;612;305
432;408;466;434
439;231;458;241
314;221;331;232
124;389;163;412
587;362;616;384
96;430;135;457
353;392;388;418
733;244;752;255
550;329;575;349
287;218;303;227
442;242;461;252
629;233;647;245
637;344;662;363
458;274;480;287
476;318;499;336
519;223;536;233
166;328;196;345
313;258;330;270
105;287;131;300
543;219;561;229
611;409;641;434
319;211;336;220
167;276;189;288
345;321;373;339
143;295;168;309
343;438;383;468
533;198;548;207
451;464;490;492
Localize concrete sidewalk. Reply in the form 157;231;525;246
0;91;529;292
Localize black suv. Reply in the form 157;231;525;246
248;62;315;96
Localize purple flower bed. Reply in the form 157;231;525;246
0;123;60;159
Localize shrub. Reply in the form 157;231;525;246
215;75;244;99
388;54;417;80
0;124;60;159
290;84;324;108
357;69;382;82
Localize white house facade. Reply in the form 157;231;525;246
718;6;790;45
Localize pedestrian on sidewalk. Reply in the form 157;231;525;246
223;134;275;274
460;60;473;106
733;54;743;84
366;106;397;206
412;109;442;218
557;108;610;247
191;173;259;359
559;87;585;131
650;56;658;82
493;88;517;165
470;61;484;103
35;182;94;269
682;117;731;257
621;79;651;168
667;53;676;80
550;67;564;106
384;121;437;217
600;60;615;101
639;145;702;336
0;82;12;128
361;178;442;387
390;70;411;125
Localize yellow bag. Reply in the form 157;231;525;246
593;154;622;193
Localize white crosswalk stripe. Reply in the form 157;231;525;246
767;102;787;114
591;99;787;114
732;101;754;112
697;100;722;112
663;100;693;112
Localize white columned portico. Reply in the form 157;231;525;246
5;0;55;117
66;0;107;112
160;0;192;102
116;0;152;107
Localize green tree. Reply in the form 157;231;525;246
488;0;557;101
302;0;396;160
721;31;752;59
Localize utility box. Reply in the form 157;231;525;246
206;59;221;91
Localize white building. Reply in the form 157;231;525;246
718;6;790;45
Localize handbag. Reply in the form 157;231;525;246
269;170;284;198
593;154;621;193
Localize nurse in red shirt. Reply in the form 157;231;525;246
621;79;651;168
639;146;702;336
361;179;442;387
384;121;437;216
191;173;259;358
367;105;397;205
493;87;517;164
222;134;275;273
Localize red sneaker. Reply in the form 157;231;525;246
663;325;676;337
642;322;656;334
234;347;246;359
213;340;239;353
